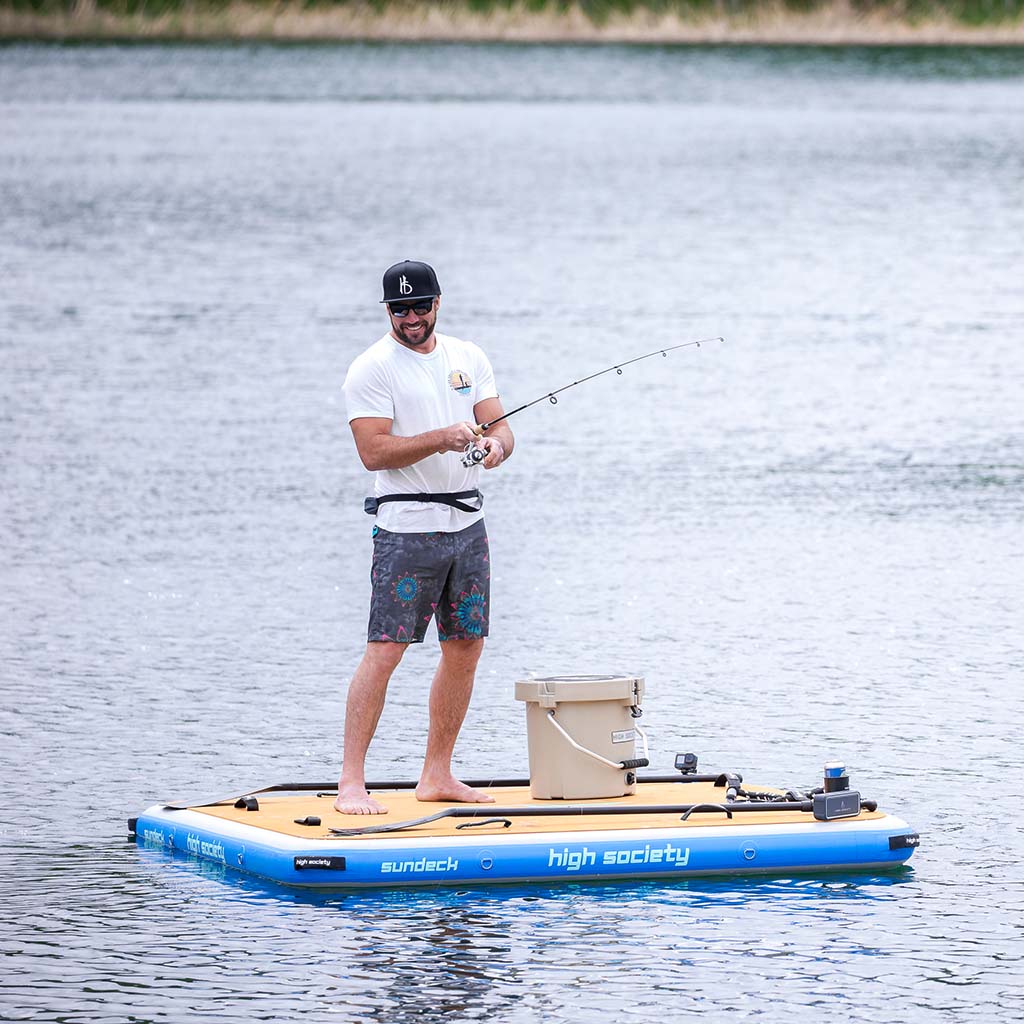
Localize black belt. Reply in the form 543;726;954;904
363;490;483;515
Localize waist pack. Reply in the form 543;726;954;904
363;490;483;515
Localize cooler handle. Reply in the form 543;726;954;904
545;712;650;771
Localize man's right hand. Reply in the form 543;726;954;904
435;421;482;454
350;417;485;472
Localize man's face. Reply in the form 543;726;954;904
388;297;438;347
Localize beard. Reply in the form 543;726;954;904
393;308;437;347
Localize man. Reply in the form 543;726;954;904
336;260;514;815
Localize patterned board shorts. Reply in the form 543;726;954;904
367;520;490;644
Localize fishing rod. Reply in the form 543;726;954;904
462;335;723;465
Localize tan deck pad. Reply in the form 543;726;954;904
193;781;884;841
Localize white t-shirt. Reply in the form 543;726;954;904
343;332;499;533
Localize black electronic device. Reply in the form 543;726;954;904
812;790;862;821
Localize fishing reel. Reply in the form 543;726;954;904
460;442;486;468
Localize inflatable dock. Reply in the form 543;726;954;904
131;768;919;889
131;676;919;889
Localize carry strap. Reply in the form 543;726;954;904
363;490;483;515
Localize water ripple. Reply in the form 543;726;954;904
4;39;1024;1024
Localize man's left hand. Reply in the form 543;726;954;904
481;436;505;469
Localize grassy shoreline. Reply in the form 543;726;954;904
2;0;1024;44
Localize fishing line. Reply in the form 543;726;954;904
462;335;723;464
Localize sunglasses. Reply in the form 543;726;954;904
389;299;435;318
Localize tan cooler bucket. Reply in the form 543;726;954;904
513;674;648;799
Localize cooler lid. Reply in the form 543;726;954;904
514;674;644;704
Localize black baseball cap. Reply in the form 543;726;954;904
381;260;442;304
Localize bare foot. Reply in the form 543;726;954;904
415;776;495;804
333;784;389;815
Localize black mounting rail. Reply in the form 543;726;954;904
161;773;726;810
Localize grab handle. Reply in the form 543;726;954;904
680;803;734;821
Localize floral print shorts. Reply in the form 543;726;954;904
367;520;489;644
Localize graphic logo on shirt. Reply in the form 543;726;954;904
448;370;473;395
399;275;413;295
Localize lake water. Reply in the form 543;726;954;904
2;40;1023;1023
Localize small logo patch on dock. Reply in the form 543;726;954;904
294;856;347;871
888;833;920;851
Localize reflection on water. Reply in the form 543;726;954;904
2;39;1023;1024
6;841;919;1023
2;41;1024;104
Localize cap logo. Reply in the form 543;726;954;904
399;275;413;296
